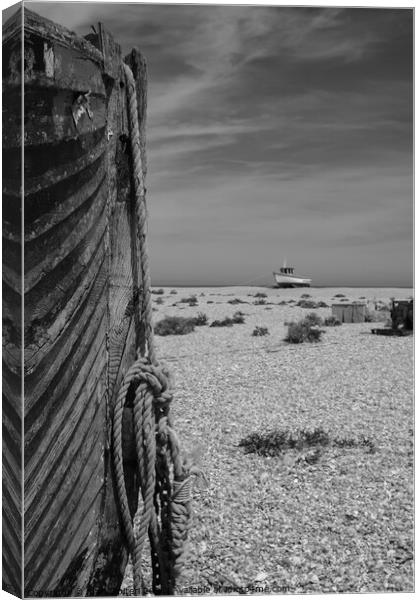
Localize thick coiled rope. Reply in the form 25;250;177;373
112;62;192;595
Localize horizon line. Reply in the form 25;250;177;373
151;283;414;288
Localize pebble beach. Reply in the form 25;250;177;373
123;286;414;594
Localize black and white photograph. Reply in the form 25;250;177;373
1;0;414;597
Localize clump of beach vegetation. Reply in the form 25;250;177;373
238;427;376;458
179;294;198;306
193;312;208;326
285;318;323;343
296;299;318;309
324;315;342;326
154;315;196;335
210;311;245;327
252;326;269;337
303;312;324;327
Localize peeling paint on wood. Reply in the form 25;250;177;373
43;41;54;77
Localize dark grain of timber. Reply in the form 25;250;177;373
24;226;107;350
25;315;108;488
24;176;106;274
23;159;106;237
3;90;107;149
2;16;22;597
25;372;105;549
4;136;107;198
3;8;149;595
24;269;108;420
25;373;106;548
24;188;107;294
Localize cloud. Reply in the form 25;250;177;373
26;2;413;285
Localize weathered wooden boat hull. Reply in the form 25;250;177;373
3;8;147;596
3;10;23;596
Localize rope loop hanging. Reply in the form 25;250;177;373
111;61;193;595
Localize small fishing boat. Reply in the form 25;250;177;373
273;260;312;288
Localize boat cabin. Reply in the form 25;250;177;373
280;266;295;275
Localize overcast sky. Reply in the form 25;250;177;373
24;1;413;286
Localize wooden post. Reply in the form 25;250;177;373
86;42;149;598
125;49;148;356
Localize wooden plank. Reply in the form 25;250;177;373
19;128;105;180
2;362;21;403
25;365;106;546
24;310;107;469
22;160;106;241
85;23;121;80
25;366;106;542
25;367;106;553
22;166;106;242
107;201;136;392
22;8;103;64
4;21;105;94
3;90;106;149
4;71;105;95
3;306;21;344
2;193;21;237
2;393;22;449
24;262;108;418
24;181;107;293
25;333;107;506
2;493;20;548
2;282;21;325
3;343;20;375
25;237;106;367
86;50;142;596
3;237;20;276
85;321;136;596
27;483;103;591
2;6;22;44
3;135;107;197
2;508;22;595
24;220;107;340
24;174;106;274
2;446;21;528
23;43;104;94
2;405;22;596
